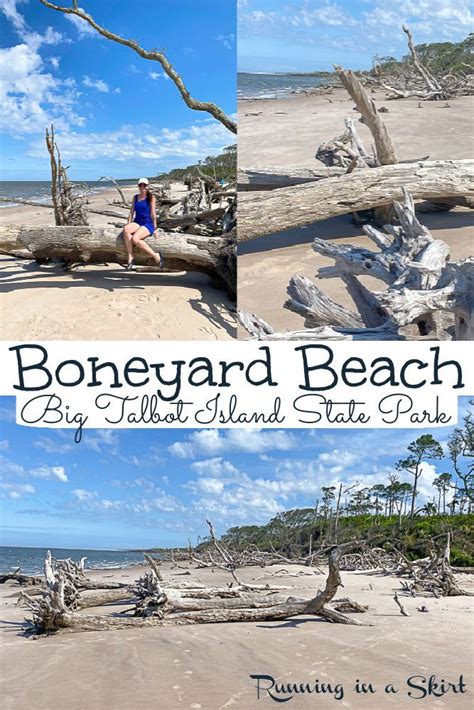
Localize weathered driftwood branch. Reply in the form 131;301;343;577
0;569;42;586
393;534;473;597
393;591;410;616
376;26;466;100
335;67;397;166
45;125;88;226
240;190;473;340
401;26;444;99
0;225;236;298
39;0;236;134
238;159;473;242
238;159;432;192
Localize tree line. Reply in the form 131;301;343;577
204;406;473;565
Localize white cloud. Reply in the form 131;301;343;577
0;0;27;34
149;71;170;81
169;429;296;458
319;450;359;467
214;33;235;49
191;457;239;477
72;488;97;501
82;429;119;453
27;119;233;164
0;482;35;499
294;3;356;27
34;436;74;454
83;75;110;93
31;465;68;482
0;440;9;451
0;42;83;135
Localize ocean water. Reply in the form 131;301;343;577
238;72;328;100
0;546;148;575
0;180;135;209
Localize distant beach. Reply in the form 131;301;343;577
238;71;330;99
0;180;136;209
0;546;147;575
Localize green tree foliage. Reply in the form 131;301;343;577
396;435;444;517
155;144;236;183
373;34;473;76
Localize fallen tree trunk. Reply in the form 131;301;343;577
78;589;135;608
0;570;42;586
0;225;236;299
238;166;346;191
238;157;433;192
238;159;474;242
24;544;370;633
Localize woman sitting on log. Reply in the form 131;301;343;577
123;178;163;270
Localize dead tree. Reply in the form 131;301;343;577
39;0;236;133
239;190;473;340
375;26;473;100
45;125;88;226
23;543;370;634
334;67;397;166
393;534;473;598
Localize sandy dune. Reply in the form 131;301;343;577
238;89;474;335
0;185;236;341
0;561;472;709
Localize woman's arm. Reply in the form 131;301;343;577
151;196;157;230
128;195;136;224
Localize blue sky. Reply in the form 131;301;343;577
0;0;236;180
0;397;471;550
238;0;473;72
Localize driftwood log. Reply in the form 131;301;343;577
239;190;474;341
238;159;473;242
0;225;236;298
238;166;347;190
22;543;370;634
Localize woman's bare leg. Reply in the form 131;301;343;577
132;228;162;265
123;222;140;263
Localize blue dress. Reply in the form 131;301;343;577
134;195;154;234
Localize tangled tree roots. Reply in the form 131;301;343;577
239;189;473;341
23;542;370;634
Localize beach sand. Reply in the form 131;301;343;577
0;561;472;709
238;89;474;334
0;185;236;341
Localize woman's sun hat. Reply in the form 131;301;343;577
137;177;149;185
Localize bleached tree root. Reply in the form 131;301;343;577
238;159;473;242
0;225;236;298
240;190;473;341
